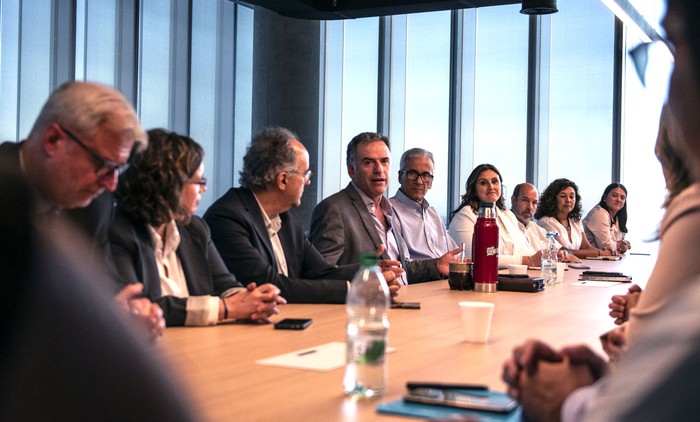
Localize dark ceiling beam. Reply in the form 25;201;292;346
234;0;520;20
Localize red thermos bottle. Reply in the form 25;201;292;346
472;202;499;293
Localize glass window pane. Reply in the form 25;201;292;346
402;11;451;219
471;4;529;196
138;0;172;128
18;0;52;136
548;0;615;216
0;0;21;141
321;17;379;197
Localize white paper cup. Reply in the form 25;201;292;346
508;264;528;275
555;262;566;284
458;301;495;343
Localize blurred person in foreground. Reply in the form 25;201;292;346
0;157;196;420
502;2;700;420
110;129;285;326
0;81;163;341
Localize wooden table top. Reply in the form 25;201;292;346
158;254;655;421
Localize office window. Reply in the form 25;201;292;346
468;4;529;198
76;0;117;84
0;0;21;141
138;0;173;129
547;0;615;215
621;29;672;243
321;17;379;197
400;11;451;218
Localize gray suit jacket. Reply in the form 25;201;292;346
310;183;441;283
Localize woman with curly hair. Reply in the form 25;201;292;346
109;128;285;327
583;183;632;253
536;178;614;259
448;163;544;267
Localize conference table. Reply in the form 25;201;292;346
158;254;656;421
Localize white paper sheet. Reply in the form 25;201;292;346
256;341;396;372
256;342;346;372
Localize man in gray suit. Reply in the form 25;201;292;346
310;132;460;284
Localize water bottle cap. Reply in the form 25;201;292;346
478;201;495;208
359;252;379;266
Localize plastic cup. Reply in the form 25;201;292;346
458;301;494;343
555;262;566;284
508;264;528;275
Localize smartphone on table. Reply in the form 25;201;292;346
274;318;313;330
404;387;518;413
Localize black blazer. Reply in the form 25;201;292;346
109;209;242;326
203;187;353;304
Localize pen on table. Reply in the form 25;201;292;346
297;350;317;356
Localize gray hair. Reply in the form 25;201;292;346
399;148;434;171
29;81;146;150
346;132;390;168
239;127;299;191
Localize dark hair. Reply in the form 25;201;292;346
511;183;526;200
598;183;629;233
449;164;506;223
346;132;390;168
239;127;298;191
116;128;203;227
535;178;583;221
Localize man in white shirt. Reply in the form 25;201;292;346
390;148;457;260
511;182;576;262
511;182;548;251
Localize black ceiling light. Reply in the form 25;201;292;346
520;0;558;15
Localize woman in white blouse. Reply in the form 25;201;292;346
583;183;631;253
536;178;615;259
448;164;542;267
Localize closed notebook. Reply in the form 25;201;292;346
497;276;544;292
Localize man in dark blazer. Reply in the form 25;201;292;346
310;132;460;284
204;127;402;303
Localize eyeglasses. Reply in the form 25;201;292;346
59;124;130;178
402;169;434;183
187;177;207;187
290;169;313;181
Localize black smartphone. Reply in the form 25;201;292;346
404;388;517;413
568;263;591;270
274;318;313;330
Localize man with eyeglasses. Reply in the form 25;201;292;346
310;132;461;284
390;148;457;260
204;127;403;303
0;81;164;341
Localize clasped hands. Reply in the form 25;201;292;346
224;282;287;323
501;339;607;422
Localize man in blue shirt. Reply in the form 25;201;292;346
390;148;457;260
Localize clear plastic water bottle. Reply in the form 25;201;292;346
343;253;390;398
541;231;558;286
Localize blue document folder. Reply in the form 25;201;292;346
377;391;522;421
